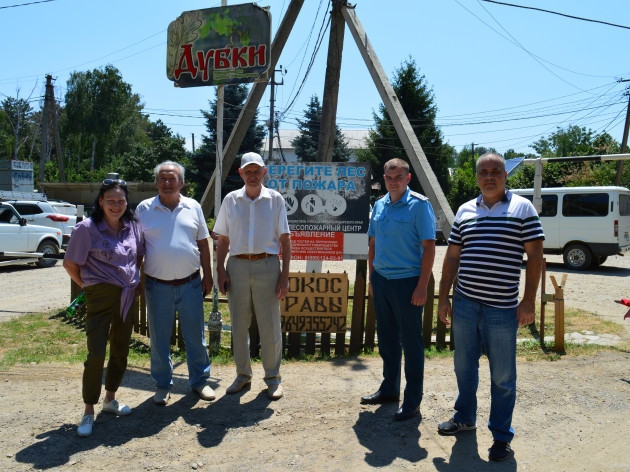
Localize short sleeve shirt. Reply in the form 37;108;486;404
65;217;144;317
213;186;290;255
448;190;545;308
136;195;210;280
367;188;435;279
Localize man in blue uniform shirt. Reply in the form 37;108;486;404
362;158;436;421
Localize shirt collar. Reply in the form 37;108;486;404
96;217;131;236
385;187;411;206
236;185;271;201
150;194;190;211
476;189;511;206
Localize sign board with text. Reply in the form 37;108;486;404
281;272;348;333
290;231;344;261
167;3;271;87
266;162;370;234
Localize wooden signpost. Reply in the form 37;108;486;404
281;272;348;333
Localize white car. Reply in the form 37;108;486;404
6;200;77;248
0;202;62;268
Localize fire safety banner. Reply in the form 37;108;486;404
167;3;271;87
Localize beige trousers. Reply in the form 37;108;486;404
226;255;282;386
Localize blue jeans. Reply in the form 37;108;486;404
371;270;425;408
145;275;211;390
452;292;518;442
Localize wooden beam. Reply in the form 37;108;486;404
341;5;454;235
316;0;345;163
200;0;305;217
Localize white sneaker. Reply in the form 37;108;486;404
153;389;171;406
102;399;131;416
77;415;94;437
193;384;216;401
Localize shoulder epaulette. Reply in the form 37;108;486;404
409;191;428;201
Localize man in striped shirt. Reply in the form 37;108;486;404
437;153;544;462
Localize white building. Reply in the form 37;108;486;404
260;129;370;162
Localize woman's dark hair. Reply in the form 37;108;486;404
91;181;135;223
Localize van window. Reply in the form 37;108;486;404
562;193;609;217
620;194;630;216
520;194;558;217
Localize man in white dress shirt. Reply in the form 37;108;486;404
214;152;291;400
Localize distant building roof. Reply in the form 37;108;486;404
262;129;370;153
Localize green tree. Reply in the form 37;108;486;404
508;126;623;189
114;120;188;182
189;83;266;201
63;65;144;173
358;58;455;197
291;94;350;162
0;96;37;161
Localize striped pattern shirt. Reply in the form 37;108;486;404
449;190;544;308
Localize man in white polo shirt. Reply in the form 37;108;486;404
214;152;291;400
136;161;214;406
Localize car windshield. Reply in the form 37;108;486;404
0;207;19;224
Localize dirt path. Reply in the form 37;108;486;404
1;352;629;471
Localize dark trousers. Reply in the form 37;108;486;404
82;283;135;405
371;270;425;408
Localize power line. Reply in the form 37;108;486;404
480;0;630;31
0;0;54;10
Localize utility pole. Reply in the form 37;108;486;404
317;0;345;163
47;75;66;182
268;68;275;160
471;142;475;176
615;85;630;186
268;67;284;160
39;76;51;183
192;133;195;153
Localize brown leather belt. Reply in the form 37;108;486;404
234;253;272;261
145;270;200;286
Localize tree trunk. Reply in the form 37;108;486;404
90;135;97;173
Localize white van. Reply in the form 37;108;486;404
510;186;630;270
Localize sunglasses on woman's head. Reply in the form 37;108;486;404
103;179;126;186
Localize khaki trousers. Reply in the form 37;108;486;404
226;255;282;386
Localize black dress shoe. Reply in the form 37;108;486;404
394;404;420;421
488;440;512;461
360;391;399;405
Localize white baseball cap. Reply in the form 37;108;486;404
240;152;265;169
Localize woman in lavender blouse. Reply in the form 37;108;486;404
63;179;144;437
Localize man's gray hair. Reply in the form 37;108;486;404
476;152;506;172
154;161;186;183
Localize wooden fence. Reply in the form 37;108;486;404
70;258;566;357
71;266;454;358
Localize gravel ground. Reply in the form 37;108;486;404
0;352;628;471
1;248;630;471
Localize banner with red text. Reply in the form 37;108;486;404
167;3;271;87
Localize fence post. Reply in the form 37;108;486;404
349;268;367;354
539;258;547;344
549;274;567;352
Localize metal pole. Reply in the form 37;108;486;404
615;91;630;186
268;68;275;160
209;0;227;356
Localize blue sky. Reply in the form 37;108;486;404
1;0;629;156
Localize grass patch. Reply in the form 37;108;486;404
0;298;626;371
